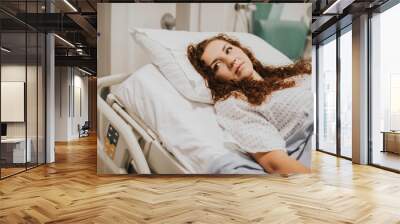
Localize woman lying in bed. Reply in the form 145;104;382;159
187;34;312;175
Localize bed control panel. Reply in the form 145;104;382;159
104;124;119;160
104;123;131;171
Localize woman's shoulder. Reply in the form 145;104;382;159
281;74;311;90
284;73;310;82
215;92;249;109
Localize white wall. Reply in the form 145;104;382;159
176;3;249;32
1;65;36;138
97;3;176;76
126;3;177;73
1;64;46;164
1;65;26;139
98;3;251;76
55;67;69;141
279;3;311;26
176;3;200;31
198;3;248;32
98;3;313;77
195;3;312;33
97;4;111;77
72;74;89;138
54;67;89;141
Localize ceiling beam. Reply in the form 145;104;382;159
67;13;97;39
55;55;96;70
311;15;335;33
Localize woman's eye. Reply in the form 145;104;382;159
226;46;232;54
213;62;220;71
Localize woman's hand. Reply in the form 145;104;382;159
251;150;311;175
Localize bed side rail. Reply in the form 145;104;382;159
97;74;151;174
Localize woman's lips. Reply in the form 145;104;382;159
235;62;244;75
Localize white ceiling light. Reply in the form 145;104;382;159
54;34;75;48
323;0;342;14
63;0;78;12
76;48;85;55
323;0;354;15
1;47;11;53
78;67;93;76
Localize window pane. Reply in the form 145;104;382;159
1;31;28;177
312;45;317;151
371;3;400;171
340;29;352;158
318;37;337;154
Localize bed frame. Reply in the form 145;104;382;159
97;73;189;174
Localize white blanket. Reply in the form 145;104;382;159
110;64;264;173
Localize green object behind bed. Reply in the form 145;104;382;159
252;3;309;60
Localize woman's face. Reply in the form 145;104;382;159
201;39;254;81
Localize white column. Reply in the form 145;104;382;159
352;14;369;164
46;32;55;163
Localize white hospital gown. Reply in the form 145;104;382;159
215;75;313;154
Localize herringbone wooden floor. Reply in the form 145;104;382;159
1;135;400;224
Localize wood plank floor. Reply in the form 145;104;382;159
372;150;400;171
1;167;26;178
1;135;400;223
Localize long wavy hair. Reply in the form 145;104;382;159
187;34;311;105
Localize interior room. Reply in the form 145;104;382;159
0;0;97;180
1;1;400;223
0;9;46;178
96;3;314;175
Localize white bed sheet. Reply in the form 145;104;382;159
110;64;253;173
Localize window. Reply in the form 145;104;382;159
317;36;337;154
390;74;400;130
339;28;352;158
370;2;400;171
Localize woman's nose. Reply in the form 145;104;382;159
228;57;239;69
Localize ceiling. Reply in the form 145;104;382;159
0;0;396;75
0;0;97;74
311;0;390;44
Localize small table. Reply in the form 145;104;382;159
381;131;400;154
1;138;32;165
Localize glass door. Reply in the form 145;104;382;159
0;1;47;179
1;30;28;178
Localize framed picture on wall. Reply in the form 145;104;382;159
1;81;25;123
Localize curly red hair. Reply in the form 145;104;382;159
187;34;311;105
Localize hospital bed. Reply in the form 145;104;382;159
97;65;312;175
97;65;267;174
97;71;189;174
97;29;312;175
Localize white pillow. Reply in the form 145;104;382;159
130;28;293;104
